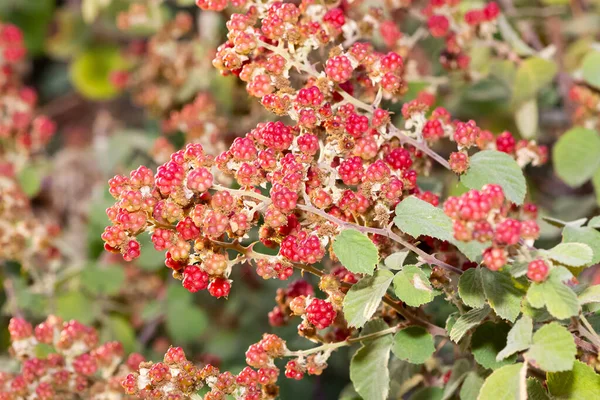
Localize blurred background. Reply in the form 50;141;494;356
1;0;599;398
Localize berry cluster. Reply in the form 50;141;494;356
443;184;540;271
3;316;144;399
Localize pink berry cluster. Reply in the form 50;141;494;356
443;184;540;271
0;23;56;157
2;316;144;400
569;85;600;129
424;0;500;70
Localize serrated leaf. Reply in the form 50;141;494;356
578;285;600;305
480;268;524;322
392;265;434;307
333;229;379;275
384;251;409;270
450;306;491;342
394;196;483;261
496;316;533;361
526;322;576;372
343;270;394;328
553;127;600;188
526;268;580;319
391;326;435;364
56;291;94;325
513;57;558;103
515;99;538;139
166;304;207;344
478;363;526;400
461;150;527;205
459;372;484;400
582;51;600;89
350;320;393;400
442;359;471;400
547;360;600;398
394;197;454;242
547;242;593;267
563;225;600;264
458;268;486;309
472;322;517;370
509;261;529;278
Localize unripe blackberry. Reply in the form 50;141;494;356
186;167;213;193
325;55;353;83
482;247;507;271
428;15;450;38
338;156;364;185
385;147;413;170
494;219;522;245
285;360;304;380
454;120;480;148
449;151;469;174
208;278;231;298
527;259;549;282
182;266;209;293
305;299;336;329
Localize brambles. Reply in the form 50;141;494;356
4;0;600;399
3;316;143;399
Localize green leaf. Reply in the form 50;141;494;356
513;57;558;103
70;46;127;100
547;243;593;267
394;196;483;261
497;15;535;57
578;285;600;305
547;360;600;399
593;169;600;207
587;216;600;228
166;305;207;344
471;322;517;370
449;306;491;343
497;316;533;361
458;268;486;309
17;164;43;197
350;320;393;400
34;343;57;358
343;270;394;328
441;359;471;400
56;291;94;324
459;372;484;400
478;363;525;400
526;322;576;372
81;264;125;296
333;229;379;275
411;387;443;400
514;99;538;139
384;251;409;270
563;225;600;264
527;378;551;400
509;261;529;278
480;268;525;322
391;327;435;364
553;127;600;187
582;51;600;89
392;265;434;307
461;150;527;205
394;197;454;242
526;268;580;319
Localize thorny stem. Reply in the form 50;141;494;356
283;324;402;357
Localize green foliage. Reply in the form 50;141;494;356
460;150;527;205
553;127;600;188
343;270;394;328
471;322;517;370
392;265;434;307
165;284;208;343
513;57;558;103
81;264;125;296
581;51;600;89
391;327;435;364
526;322;576;372
526;268;580;319
478;363;525;400
350;320;393;400
70;46;127;100
449;306;491;343
333;229;379;275
546;243;593;267
496;316;533;361
547;361;600;398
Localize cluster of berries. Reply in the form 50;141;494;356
423;0;500;70
443;184;541;272
0;23;59;269
3;316;144;399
